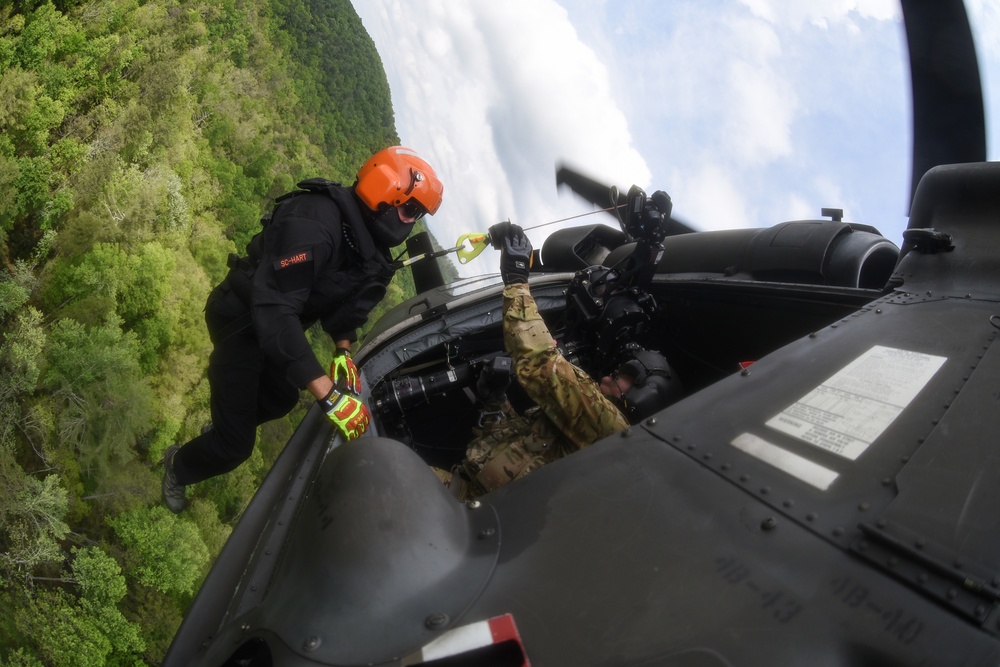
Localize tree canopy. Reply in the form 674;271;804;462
0;0;444;662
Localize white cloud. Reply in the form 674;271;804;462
353;0;652;274
720;16;797;165
355;0;997;273
783;193;815;221
725;60;796;164
967;0;1000;163
672;163;751;232
738;0;900;29
968;0;1000;60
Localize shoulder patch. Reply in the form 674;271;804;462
273;249;314;292
275;250;313;271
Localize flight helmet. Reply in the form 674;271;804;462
355;146;444;220
614;349;683;423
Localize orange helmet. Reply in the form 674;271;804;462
355;146;444;217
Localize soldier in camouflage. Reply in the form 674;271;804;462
438;223;679;501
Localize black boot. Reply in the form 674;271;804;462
161;445;187;514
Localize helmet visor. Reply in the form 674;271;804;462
398;199;427;222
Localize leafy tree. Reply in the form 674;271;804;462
0;0;405;662
71;546;146;660
185;498;233;561
44;241;180;370
0;646;45;666
42;316;155;485
268;0;399;176
109;505;209;597
127;584;183;664
15;588;114;667
0;305;44;407
10;547;146;667
0;472;68;578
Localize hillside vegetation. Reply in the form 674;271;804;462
0;0;431;663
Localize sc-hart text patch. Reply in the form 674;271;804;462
273;249;314;292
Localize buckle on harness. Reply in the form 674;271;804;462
477;410;506;428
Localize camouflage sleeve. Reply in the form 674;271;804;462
502;283;629;449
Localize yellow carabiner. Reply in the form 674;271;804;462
455;233;491;264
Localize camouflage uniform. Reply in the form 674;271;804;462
453;282;629;499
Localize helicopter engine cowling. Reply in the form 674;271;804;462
604;219;899;289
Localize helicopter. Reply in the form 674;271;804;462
165;0;1000;664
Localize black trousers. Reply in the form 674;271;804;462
172;284;299;486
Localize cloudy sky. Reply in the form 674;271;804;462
351;0;999;277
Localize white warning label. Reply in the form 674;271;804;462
766;345;946;460
731;433;839;490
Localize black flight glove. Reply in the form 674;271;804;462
489;222;533;285
488;220;514;249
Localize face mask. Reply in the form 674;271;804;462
369;206;413;248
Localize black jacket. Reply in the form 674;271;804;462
220;183;394;388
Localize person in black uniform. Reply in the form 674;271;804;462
161;146;444;513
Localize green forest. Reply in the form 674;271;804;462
0;0;451;663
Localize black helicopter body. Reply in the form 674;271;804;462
165;0;1000;665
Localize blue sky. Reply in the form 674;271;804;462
352;0;999;277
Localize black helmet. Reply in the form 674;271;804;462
615;349;682;423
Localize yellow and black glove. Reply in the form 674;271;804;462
320;388;370;441
330;347;362;395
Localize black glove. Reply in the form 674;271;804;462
476;355;512;410
493;223;532;285
488;221;514;249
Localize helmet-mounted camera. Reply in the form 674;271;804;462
565;265;657;363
